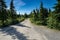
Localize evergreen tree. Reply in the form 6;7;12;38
48;8;51;16
10;0;17;23
54;0;60;29
0;0;7;25
40;2;48;25
19;12;21;18
40;2;44;22
36;9;39;20
33;10;37;21
54;0;60;22
54;0;60;13
47;0;60;30
49;8;51;13
24;13;28;18
6;9;11;18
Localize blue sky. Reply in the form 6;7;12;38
5;0;57;14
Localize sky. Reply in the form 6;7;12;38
5;0;57;14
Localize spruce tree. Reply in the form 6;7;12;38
0;0;7;25
40;2;48;25
10;0;17;23
54;0;60;29
47;0;60;30
18;12;21;18
24;13;28;18
33;10;37;21
54;0;60;13
54;0;60;22
36;9;39;21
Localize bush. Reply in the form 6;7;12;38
17;17;25;22
47;13;60;30
0;18;25;28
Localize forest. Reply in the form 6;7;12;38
0;0;27;27
30;0;60;30
0;0;60;30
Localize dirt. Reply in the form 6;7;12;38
0;19;46;40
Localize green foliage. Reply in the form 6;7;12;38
53;0;60;13
24;13;28;18
30;2;48;25
47;13;60;30
47;0;60;30
0;0;60;30
30;0;60;30
39;2;48;25
0;0;25;28
10;0;17;20
0;0;8;26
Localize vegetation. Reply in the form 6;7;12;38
24;13;28;18
30;2;48;25
0;0;60;30
47;0;60;30
30;0;60;30
0;0;25;28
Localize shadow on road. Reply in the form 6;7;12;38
0;27;28;40
16;23;31;28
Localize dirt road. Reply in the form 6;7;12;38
0;19;60;40
0;19;46;40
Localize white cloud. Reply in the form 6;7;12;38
6;0;26;14
14;0;26;7
13;0;26;11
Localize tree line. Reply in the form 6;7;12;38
0;0;26;27
30;0;60;30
